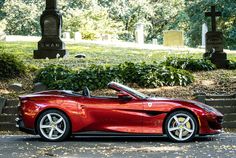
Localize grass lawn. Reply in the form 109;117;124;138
1;42;236;69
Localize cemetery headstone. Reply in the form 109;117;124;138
203;6;228;68
102;34;112;41
135;23;144;45
0;32;6;41
33;82;47;92
74;32;82;42
152;38;158;45
163;30;184;47
75;54;86;58
63;32;71;40
34;0;67;59
8;83;23;92
201;23;208;48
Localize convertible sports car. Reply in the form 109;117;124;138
16;82;223;142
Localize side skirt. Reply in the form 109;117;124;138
72;131;164;137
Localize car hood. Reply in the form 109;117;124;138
147;97;223;115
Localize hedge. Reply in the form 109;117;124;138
35;62;194;90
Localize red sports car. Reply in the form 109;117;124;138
16;82;223;142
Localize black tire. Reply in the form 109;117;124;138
36;109;71;142
164;110;198;142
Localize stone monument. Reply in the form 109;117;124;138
34;0;67;59
203;6;228;68
163;30;184;47
135;23;144;45
201;23;208;48
74;32;82;42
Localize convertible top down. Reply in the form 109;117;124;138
16;82;223;142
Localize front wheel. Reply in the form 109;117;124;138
165;111;198;142
36;110;71;142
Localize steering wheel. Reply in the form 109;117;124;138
82;87;90;97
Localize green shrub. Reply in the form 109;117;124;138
134;63;193;88
0;47;26;79
76;64;121;90
228;60;236;69
35;62;194;90
34;65;75;89
161;57;215;71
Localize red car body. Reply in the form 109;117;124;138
16;82;223;141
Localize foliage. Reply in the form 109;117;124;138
0;0;5;20
63;7;122;40
0;46;26;79
228;60;236;69
184;0;236;49
1;0;236;49
161;57;216;71
34;62;194;90
34;65;75;90
2;0;41;36
103;0;154;32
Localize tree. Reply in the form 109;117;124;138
63;6;122;39
2;0;42;35
146;0;186;43
184;0;236;49
0;0;6;21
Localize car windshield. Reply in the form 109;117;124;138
111;82;148;99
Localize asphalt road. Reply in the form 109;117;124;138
0;133;236;158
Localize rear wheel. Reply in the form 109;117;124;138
36;110;70;142
165;111;198;142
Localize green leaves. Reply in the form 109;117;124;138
2;0;41;36
0;46;26;79
228;60;236;69
34;62;194;91
161;57;216;71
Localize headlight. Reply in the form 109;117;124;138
194;102;219;113
197;104;215;112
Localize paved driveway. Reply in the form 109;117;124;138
0;133;236;158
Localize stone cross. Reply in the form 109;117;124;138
205;6;221;32
203;5;229;68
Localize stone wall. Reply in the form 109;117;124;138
195;93;236;128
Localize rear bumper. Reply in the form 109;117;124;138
16;117;36;135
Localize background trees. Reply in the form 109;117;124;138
0;0;235;49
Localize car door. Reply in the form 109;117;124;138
78;96;144;133
142;100;171;134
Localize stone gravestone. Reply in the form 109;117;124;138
163;30;184;47
152;38;158;45
0;32;6;41
201;23;208;48
74;32;82;42
34;0;67;59
135;23;144;45
203;6;228;68
63;32;70;40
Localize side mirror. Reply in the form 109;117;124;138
117;92;132;101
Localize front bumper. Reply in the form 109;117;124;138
16;117;36;135
199;112;223;135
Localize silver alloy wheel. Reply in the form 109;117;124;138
39;113;66;140
167;113;195;141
